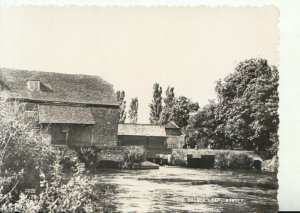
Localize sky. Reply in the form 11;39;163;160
0;6;279;123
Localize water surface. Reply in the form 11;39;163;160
95;166;278;212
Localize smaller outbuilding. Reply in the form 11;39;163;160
117;124;167;148
165;121;181;136
117;121;185;149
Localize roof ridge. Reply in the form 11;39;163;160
0;67;112;85
0;67;118;106
119;123;165;126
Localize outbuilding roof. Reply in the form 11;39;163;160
39;105;95;125
165;121;180;129
0;68;118;106
118;124;167;137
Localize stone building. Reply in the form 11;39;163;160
0;68;119;147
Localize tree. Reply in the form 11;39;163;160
172;96;199;128
160;86;175;125
215;58;279;156
149;83;163;124
128;98;139;124
116;90;126;123
185;100;227;149
185;58;279;157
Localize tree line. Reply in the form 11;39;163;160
116;91;139;124
185;58;279;158
116;84;199;127
116;58;279;158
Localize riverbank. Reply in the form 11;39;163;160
70;146;276;172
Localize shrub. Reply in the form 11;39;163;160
214;152;254;169
1;147;118;212
72;146;98;171
123;146;146;168
0;97;117;212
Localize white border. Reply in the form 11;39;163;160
1;0;300;211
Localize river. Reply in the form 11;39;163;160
95;166;278;212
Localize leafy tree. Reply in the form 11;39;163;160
116;90;126;123
128;98;139;124
186;58;279;157
186;58;278;155
172;96;199;128
215;58;279;156
149;83;163;124
160;86;175;125
186;100;217;148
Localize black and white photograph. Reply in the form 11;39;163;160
0;2;298;212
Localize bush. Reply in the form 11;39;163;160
123;146;146;168
1;147;117;212
214;152;254;169
0;98;116;212
72;146;98;171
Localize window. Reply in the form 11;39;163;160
27;80;40;91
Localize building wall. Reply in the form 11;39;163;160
118;135;166;148
166;128;181;136
166;135;185;148
25;102;119;147
90;107;119;147
49;124;93;145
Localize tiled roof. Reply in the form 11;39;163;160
118;124;167;137
39;105;95;124
0;68;118;106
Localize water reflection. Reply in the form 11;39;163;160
95;166;277;212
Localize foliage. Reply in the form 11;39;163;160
216;58;279;154
0;96;56;202
149;84;199;128
0;97;117;212
70;146;98;172
185;100;226;149
171;96;199;128
214;152;254;170
160;86;175;125
128;97;139;124
185;58;279;158
1;150;117;212
149;83;163;124
116;90;127;123
123;146;146;167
